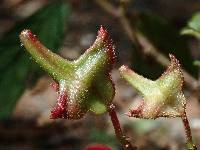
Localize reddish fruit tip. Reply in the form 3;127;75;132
119;65;129;72
119;65;134;76
20;29;38;43
50;91;67;119
98;25;108;37
97;26;116;65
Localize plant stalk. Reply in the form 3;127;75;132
108;104;137;150
181;111;197;150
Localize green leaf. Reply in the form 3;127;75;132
181;12;200;40
132;11;197;79
194;60;200;67
0;1;70;119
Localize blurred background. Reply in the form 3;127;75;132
0;0;200;149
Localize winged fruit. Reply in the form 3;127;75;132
119;54;186;119
19;26;116;119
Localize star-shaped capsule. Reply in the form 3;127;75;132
119;54;186;119
20;26;116;119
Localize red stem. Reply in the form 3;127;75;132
108;104;137;150
181;111;197;150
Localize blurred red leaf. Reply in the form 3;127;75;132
86;144;112;150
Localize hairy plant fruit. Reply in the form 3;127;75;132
20;26;116;119
119;54;186;119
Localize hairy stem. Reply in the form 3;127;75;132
108;104;137;150
181;111;197;150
